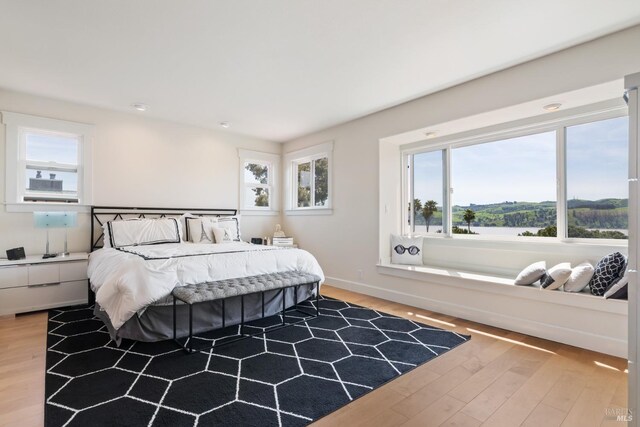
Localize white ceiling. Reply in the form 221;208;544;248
1;1;640;142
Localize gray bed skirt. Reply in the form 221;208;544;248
94;285;317;344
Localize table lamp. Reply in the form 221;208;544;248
33;212;78;258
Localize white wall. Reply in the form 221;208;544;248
281;25;640;354
0;90;281;255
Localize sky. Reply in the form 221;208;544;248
413;116;629;206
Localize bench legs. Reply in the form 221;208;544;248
173;297;197;354
173;281;321;355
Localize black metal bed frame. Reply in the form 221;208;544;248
88;205;237;303
172;281;320;354
89;205;237;252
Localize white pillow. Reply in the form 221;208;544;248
390;235;423;266
540;262;572;290
166;214;189;242
107;217;181;248
514;261;546;285
564;261;594;293
212;226;235;243
216;216;242;241
102;223;112;248
604;270;629;299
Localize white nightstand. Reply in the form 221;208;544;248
0;252;88;316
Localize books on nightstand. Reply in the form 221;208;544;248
272;237;295;247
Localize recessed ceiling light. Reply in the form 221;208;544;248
424;131;438;139
219;121;231;129
543;103;562;111
131;103;148;112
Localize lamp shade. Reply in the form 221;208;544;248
34;212;78;228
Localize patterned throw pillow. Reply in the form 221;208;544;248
212;226;234;243
390;235;423;266
186;217;217;243
589;252;626;296
540;263;572;290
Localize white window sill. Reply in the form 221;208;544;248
240;210;280;216
377;262;627;315
4;202;90;213
285;209;333;216
417;234;628;250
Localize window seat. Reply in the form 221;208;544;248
370;262;627;357
377;262;626;315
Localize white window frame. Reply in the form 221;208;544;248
402;102;629;245
238;149;280;216
2;111;94;212
284;141;333;215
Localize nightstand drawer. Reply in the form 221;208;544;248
29;264;60;286
0;280;87;315
0;266;29;289
60;261;88;282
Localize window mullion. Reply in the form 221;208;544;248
408;154;414;234
444;147;452;236
556;127;567;240
310;159;316;206
293;162;299;208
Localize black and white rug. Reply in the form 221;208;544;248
45;296;469;427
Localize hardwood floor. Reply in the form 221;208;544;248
0;284;628;427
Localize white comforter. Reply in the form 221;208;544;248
88;242;324;330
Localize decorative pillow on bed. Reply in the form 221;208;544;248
564;261;595;293
215;216;242;242
540;263;572;290
390;235;423;266
589;252;626;296
107;217;181;248
212;226;235;243
514;261;546;286
185;217;218;243
604;270;629;299
102;223;112;248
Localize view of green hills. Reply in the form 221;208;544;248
413;198;628;239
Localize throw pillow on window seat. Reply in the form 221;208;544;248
604;268;629;299
390;235;423;266
589;252;626;296
564;261;595;293
514;261;546;285
540;263;572;290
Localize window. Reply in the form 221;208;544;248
295;157;329;208
410;150;446;234
24;131;79;203
404;109;628;242
2;111;93;211
566;116;629;239
451;132;556;237
238;149;279;215
285;141;333;214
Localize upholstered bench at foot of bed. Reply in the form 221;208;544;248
172;271;322;353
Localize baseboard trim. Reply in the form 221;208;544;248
325;276;627;358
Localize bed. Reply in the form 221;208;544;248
88;206;324;344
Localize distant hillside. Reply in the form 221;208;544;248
413;198;628;230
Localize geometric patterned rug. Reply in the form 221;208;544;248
45;296;469;427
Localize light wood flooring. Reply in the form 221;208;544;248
0;284;628;427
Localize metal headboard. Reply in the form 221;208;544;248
90;206;237;251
